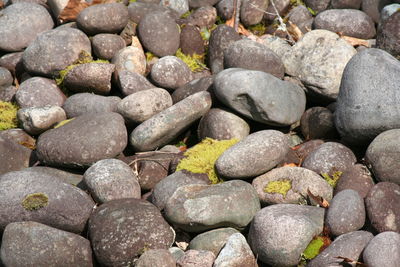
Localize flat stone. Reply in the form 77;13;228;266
189;228;240;256
362;231;400;267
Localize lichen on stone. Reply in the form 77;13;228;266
264;179;292;198
176;138;239;184
248;23;267;36
53;118;74;129
0;101;19;130
321;171;342;188
175;48;207;72
302;236;325;260
21;192;49;211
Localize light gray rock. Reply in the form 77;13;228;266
112;37;147;76
116;70;155;96
213;233;256;267
381;3;400;22
150;56;192;90
160;0;189;16
189;228;240;256
363;231;400;267
259;35;292;60
0;67;13;87
304;0;330;12
135;249;176;267
92;33;126;60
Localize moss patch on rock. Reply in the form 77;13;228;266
175;48;207;72
0;101;19;130
264;179;292;198
21;193;49;211
321;171;342;188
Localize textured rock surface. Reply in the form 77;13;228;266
334;164;374;198
363;231;400;267
116;70;155;96
377;11;400;58
213;233;256;267
189;228;239;256
112;37;147;76
92;33;126;60
135;249;176;267
0;136;32;175
150;56;192;90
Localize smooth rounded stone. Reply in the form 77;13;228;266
214;68;305;126
0;52;24;77
116;70;155;96
248;204;325;266
240;0;269;26
326;189;365;236
17;105;67;135
117;88;172;124
283;30;356;101
0;136;32;175
308;230;373;267
381;4;400;22
63;63;115;95
0;3;54;52
363;231;400;267
83;159;140;204
62;93;121;118
92;33;126;60
216;130;289;179
138;12;180;57
24;166;84;188
216;0;234;20
150;56;192;90
15;77;66;108
189;228;240;256
169;247;185;262
0;128;35;149
300;106;337;140
331;0;362;9
213;233;256;267
0;85;17;102
334;49;400;145
208;25;241;74
377;11;400;58
304;0;330;12
180;25;205;56
76;3;128;35
224;39;284;79
0;169;94;233
0;221;92;267
287;5;313;33
334;164;374;198
313;9;376;39
112;37;147;76
161;0;188;16
252;166;333;206
130;91;212;152
302;142;356;174
197;108;250;141
128;2;179;24
88;198;175;266
171;76;213;104
0;67;13;87
189;0;220;8
361;0;382;23
294;139;324;160
263;0;290;22
176;250;215;267
186;5;217;28
135;249;176;267
365;182;400;233
36;112;127;168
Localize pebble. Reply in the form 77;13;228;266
189;227;239;256
0;136;32;175
176;249;215;267
240;0;269;26
150;56;193;90
135;249;176;267
91;33;126;60
171;76;214;104
112;37;147;76
377;11;400;59
116;70;155;96
362;231;400;267
213;233;256;267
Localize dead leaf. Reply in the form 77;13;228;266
282;163;298;167
175;241;189;251
58;0;116;23
287;21;303;41
307;188;330;208
0;0;4;9
336;256;367;267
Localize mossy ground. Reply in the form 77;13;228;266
21;193;49;211
0;101;19;130
264;179;292;198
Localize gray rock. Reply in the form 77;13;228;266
0;85;17;102
0;3;54;52
171;76;214;104
161;0;188;16
0;169;94;233
128;2;179;24
176;250;215;267
185;5;217;28
169;247;185;262
150;56;192;90
135;249;176;267
300;106;337;140
308;231;373;267
112;36;147;76
334;48;400;145
240;0;269;26
0;51;24;78
197;108;250;141
381;3;400;22
88;198;175;266
331;0;362;9
287;5;313;33
15;77;66;108
304;0;330;12
22;28;91;77
0;67;13;87
214;68;306;126
116;70;155;96
248;204;325;266
259;35;292;61
334;164;375;198
224;39;285;79
36;112;127;168
216;0;234;20
23;166;84;188
252;166;333;206
62;93;121;118
377;11;400;58
0;221;92;267
0;136;32;175
313;9;376;39
213;233;256;267
17;105;67;135
130;91;212;152
362;0;396;24
189;228;240;256
76;3;128;35
92;33;126;60
363;231;400;267
216;130;289;179
179;25;205;56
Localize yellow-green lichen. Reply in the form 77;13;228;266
302;236;325;260
0;101;19;130
180;10;192;19
321;171;342;188
176;138;239;184
145;52;156;62
175;48;207;72
264;179;292;198
53;118;74;129
21;193;49;211
248;23;267;36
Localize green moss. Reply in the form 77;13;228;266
303;236;325;260
180;10;192;19
145;52;156;62
21;193;49;211
248;22;267;36
307;7;317;16
0;101;19;131
53;118;74;129
176;138;239;184
175;48;207;72
264;179;292;198
321;171;342;188
129;0;137;2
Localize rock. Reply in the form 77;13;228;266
128;2;179;24
160;0;188;16
365;182;400;233
185;5;217;28
197;108;250;141
216;130;289;179
130;91;211;152
76;3;128;35
300;106;337;140
63;63;115;95
214;68;306;126
0;67;13;88
23;28;91;77
224;39;285;79
189;228;240;256
334;48;400;145
313;9;376;39
138;12;180;57
377;11;400;58
263;0;290;22
169;247;185;262
171;76;214;104
308;231;373;267
189;0;220;8
176;250;215;267
334;164;374;198
0;169;94;233
331;0;362;9
88;199;175;266
83;159;141;204
248;204;325;266
23;166;84;188
293;139;324;160
240;0;269;26
62;93;121;118
287;5;313;33
0;3;54;52
361;0;386;23
92;33;126;60
135;249;176;267
179;25;205;56
216;0;234;20
0;128;35;150
259;35;292;60
0;221;92;267
304;0;330;12
17;105;67;135
36;112;127;168
213;233;256;267
116;70;155;96
362;231;400;267
0;85;17;102
112;37;147;76
15;77;66;108
150;56;192;90
252;166;333;206
0;136;32;175
380;3;400;22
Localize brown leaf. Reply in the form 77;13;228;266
58;0;116;23
287;21;303;41
307;188;330;208
336;256;367;266
0;0;4;9
339;35;372;48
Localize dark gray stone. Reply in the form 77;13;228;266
0;67;13;87
0;85;17;102
381;3;400;22
334;164;375;198
377;11;400;58
213;233;256;267
363;231;400;267
0;51;24;77
331;0;362;9
128;2;179;24
135;249;176;267
185;5;217;28
300;106;337;140
62;93;120;118
23;166;84;188
0;136;32;175
189;228;240;256
0;129;35;150
216;0;234;20
116;70;155;96
150;56;192;90
240;0;269;26
179;25;205;56
263;0;290;22
171;76;213;104
189;0;220;8
304;0;330;12
92;33;126;60
287;5;313;33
